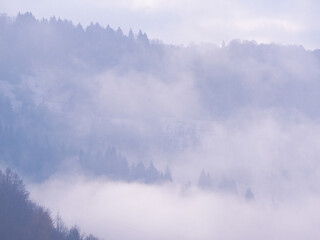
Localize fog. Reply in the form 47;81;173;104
2;13;320;239
29;175;320;240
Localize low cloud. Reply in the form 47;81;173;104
170;111;320;198
30;175;320;240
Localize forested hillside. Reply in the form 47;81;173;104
0;168;99;240
0;13;173;182
1;12;320;193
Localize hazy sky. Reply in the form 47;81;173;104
2;0;320;49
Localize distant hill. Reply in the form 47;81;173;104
1;12;320;184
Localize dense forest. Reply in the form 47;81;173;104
0;168;99;240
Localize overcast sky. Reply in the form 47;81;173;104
2;0;320;49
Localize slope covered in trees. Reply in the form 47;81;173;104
1;12;320;187
0;12;173;182
0;168;99;240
